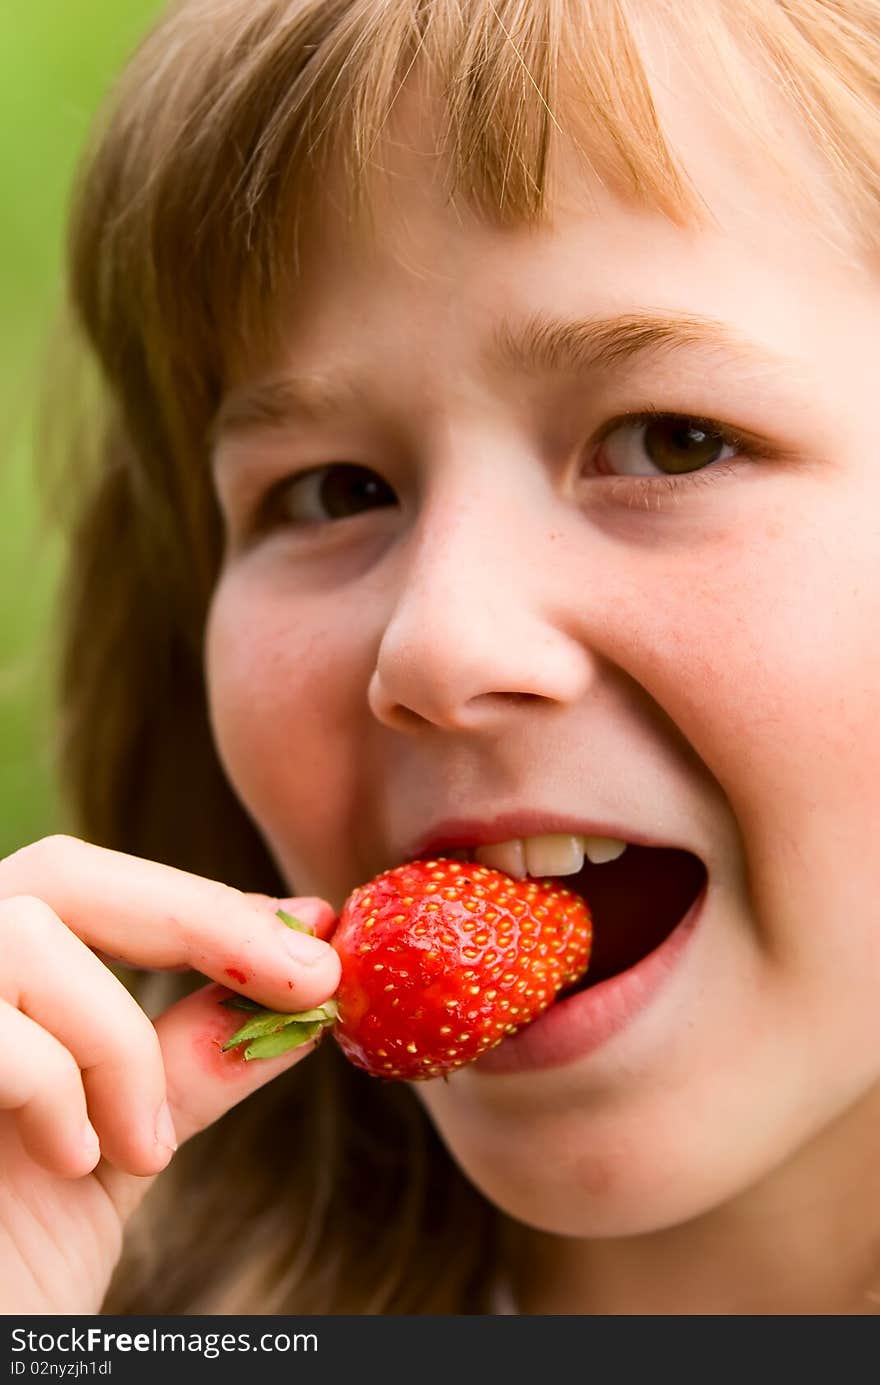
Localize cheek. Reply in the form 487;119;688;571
203;569;363;881
205;572;317;776
618;487;880;953
616;483;879;808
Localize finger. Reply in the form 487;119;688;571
0;836;340;1012
0;1000;100;1180
0;896;173;1177
97;981;328;1221
92;897;337;975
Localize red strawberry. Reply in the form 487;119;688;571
331;859;592;1080
221;861;591;1078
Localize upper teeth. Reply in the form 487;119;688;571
469;832;628;879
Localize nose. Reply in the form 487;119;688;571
367;463;598;733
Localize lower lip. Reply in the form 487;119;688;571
472;883;707;1077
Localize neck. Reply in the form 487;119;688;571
509;1082;880;1315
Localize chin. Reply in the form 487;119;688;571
425;1101;768;1239
461;1157;747;1239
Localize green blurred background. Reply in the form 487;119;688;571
0;0;161;858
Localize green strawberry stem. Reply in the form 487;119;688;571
220;908;339;1060
276;907;312;933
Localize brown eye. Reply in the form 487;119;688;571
271;463;396;524
601;415;737;478
644;418;729;473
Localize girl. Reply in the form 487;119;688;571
3;0;880;1314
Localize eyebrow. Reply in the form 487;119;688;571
212;310;796;443
486;310;793;378
212;373;373;442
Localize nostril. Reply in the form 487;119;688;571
387;703;432;731
505;692;545;704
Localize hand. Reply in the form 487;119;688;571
0;835;340;1313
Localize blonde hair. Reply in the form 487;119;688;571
49;0;880;1313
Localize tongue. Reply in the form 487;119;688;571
559;847;706;986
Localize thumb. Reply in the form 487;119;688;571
97;978;332;1221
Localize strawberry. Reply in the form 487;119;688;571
222;862;592;1079
330;859;592;1079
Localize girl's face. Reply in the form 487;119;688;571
205;68;880;1239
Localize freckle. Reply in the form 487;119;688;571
579;1156;617;1198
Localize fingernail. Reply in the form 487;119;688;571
281;927;332;967
155;1101;178;1152
277;897;335;931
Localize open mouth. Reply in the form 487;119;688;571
441;843;707;991
555;845;707;990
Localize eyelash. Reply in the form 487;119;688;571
253;408;768;529
601;463;739;513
